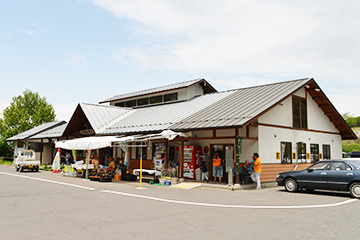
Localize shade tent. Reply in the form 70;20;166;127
55;136;135;150
54;130;186;187
54;130;188;150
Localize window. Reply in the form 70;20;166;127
164;93;178;102
323;145;331;160
311;161;331;171
136;143;147;160
150;95;163;104
115;102;125;107
293;96;307;129
18;142;25;148
297;142;306;163
137;97;149;106
331;161;351;171
28;142;41;152
125;100;136;107
310;144;319;162
281;142;292;164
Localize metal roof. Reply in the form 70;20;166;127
6;121;66;141
80;103;134;133
84;78;309;134
30;123;68;139
171;78;311;130
99;78;216;104
70;78;356;140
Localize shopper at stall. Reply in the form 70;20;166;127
250;153;262;190
213;152;223;183
105;158;116;173
92;155;100;175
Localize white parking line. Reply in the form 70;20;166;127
102;190;358;209
0;171;95;191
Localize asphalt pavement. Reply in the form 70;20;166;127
1;165;360;240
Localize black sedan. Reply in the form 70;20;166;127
276;159;360;198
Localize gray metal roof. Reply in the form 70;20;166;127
99;78;213;104
6;121;67;141
80;103;134;133
30;123;68;139
82;78;312;135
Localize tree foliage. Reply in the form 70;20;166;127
342;112;360;128
0;90;56;157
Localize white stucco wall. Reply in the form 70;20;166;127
258;125;342;164
258;87;342;164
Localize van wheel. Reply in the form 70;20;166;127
284;178;298;192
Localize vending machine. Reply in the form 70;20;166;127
182;145;202;180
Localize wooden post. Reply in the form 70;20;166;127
179;139;184;178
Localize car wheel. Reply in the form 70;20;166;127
35;168;39;172
20;167;23;172
16;165;19;171
349;182;360;198
284;178;298;192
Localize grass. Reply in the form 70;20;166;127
0;159;13;165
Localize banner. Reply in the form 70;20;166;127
52;148;61;173
237;136;243;174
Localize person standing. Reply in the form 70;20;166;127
213;152;224;183
250;153;262;189
200;161;209;183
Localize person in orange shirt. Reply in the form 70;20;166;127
91;155;100;175
250;153;262;190
105;158;116;174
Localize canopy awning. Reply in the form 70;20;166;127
55;136;135;150
54;130;187;150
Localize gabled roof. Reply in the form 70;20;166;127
6;121;67;141
30;123;68;139
99;78;217;104
65;78;356;140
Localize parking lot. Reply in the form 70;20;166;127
1;165;359;239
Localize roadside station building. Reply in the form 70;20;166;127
7;78;357;183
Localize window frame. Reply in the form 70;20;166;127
281;142;292;164
293;95;308;129
323;144;331;160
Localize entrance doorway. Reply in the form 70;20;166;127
211;144;234;182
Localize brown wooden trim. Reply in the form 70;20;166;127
246;125;250;138
173;136;258;141
258;123;341;135
164;139;168;169
212;129;216;137
179;139;184;178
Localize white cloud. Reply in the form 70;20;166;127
65;52;88;68
24;30;36;35
94;0;360;87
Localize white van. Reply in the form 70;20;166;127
14;150;40;172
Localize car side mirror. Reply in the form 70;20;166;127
307;168;314;172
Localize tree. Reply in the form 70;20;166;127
342;112;360;128
0;90;56;157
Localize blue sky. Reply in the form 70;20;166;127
1;0;360;121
